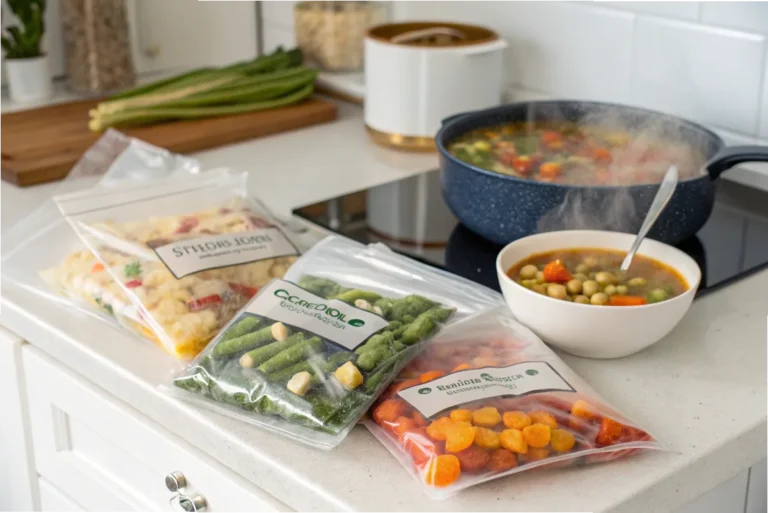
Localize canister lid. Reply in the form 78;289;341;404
367;21;498;47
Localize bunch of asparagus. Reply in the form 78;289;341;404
174;275;455;436
89;47;316;131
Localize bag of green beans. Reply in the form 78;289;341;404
163;235;502;449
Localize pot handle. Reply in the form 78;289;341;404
707;145;768;180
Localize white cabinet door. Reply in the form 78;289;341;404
23;346;291;512
38;478;85;512
0;327;37;511
127;0;259;75
674;470;749;513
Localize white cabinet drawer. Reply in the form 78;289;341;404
38;478;84;512
23;346;291;512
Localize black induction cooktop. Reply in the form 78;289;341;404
293;171;768;296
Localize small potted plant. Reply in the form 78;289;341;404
2;0;52;104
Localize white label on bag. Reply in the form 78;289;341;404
154;228;297;279
244;279;389;350
398;361;575;418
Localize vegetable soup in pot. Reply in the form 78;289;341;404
507;248;688;306
448;121;707;186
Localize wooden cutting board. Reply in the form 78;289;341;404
1;96;337;187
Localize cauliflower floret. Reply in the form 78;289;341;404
335;362;363;390
153;298;189;319
143;267;175;288
287;371;313;396
191;280;228;299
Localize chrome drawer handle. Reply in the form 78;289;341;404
176;493;207;512
165;471;187;492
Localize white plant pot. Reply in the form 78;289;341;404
5;55;53;104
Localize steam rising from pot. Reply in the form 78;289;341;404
528;102;709;235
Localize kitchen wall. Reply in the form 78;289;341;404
261;1;768;188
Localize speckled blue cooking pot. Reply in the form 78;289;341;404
437;101;768;245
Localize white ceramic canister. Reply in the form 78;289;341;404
364;22;507;151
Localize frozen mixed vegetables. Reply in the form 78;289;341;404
365;310;660;498
52;173;299;359
172;275;456;442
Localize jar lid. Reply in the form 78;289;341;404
367;22;498;47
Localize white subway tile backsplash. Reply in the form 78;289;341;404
391;0;470;21
631;17;765;134
263;26;295;55
700;2;768;35
503;85;553;104
601;1;700;21
262;1;296;31
486;0;634;101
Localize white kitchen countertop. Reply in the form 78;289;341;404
1;100;766;512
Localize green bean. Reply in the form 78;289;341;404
239;332;305;368
220;316;262;343
257;336;323;374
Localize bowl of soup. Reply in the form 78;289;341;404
496;230;701;358
436;100;768;245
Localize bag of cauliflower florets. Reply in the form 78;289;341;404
54;170;306;359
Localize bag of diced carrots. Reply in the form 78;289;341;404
365;307;663;499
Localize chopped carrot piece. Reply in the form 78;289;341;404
90;262;105;273
402;428;439;467
550;429;576;453
426;417;454;441
473;427;501;450
512;155;534;175
592;147;613;163
571;399;596;420
455;445;490;473
499;429;528;454
522;423;552;448
373;399;409;425
522;446;551;462
445;423;476;453
542;260;572;283
392;416;417;441
487;448;518;472
528;411;558;429
420;370;446;383
450;409;473;423
412;411;429;427
539;162;562;178
452;363;472;372
472;407;502;427
596;417;624;446
503;411;532;430
609;295;648;306
425;454;461;487
540;130;562;144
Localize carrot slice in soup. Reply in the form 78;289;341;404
609;295;648;306
542;260;572;283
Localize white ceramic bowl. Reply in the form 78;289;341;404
496;230;701;359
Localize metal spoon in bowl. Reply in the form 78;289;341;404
619;165;679;272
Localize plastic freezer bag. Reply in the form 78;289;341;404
365;307;662;499
55;170;305;359
2;131;200;337
165;236;503;449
